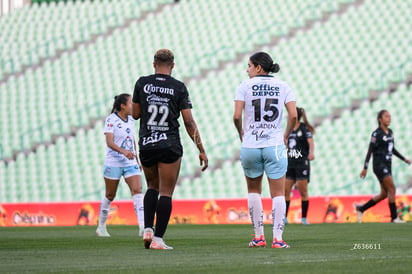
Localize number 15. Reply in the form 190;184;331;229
252;98;279;122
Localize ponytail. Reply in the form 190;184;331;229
297;107;315;134
377;109;388;126
111;93;130;113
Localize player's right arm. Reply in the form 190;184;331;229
132;102;141;120
360;135;376;178
132;79;142;120
233;100;244;142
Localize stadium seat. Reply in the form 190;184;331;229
1;0;412;202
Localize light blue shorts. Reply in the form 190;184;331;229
240;145;288;179
103;165;141;180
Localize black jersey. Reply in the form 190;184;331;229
132;73;192;150
363;127;408;177
287;123;312;166
370;127;394;166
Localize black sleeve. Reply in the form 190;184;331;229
132;79;142;104
304;124;313;139
178;83;192;110
393;147;406;161
363;142;375;169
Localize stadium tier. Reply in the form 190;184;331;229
0;0;358;159
272;0;412;120
0;0;411;202
0;0;174;79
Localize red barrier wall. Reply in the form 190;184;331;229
0;195;411;226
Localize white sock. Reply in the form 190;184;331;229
152;236;163;243
248;193;264;238
98;197;111;228
272;196;286;241
132;193;144;230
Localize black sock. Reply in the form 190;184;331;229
389;202;397;221
360;199;376;212
144;189;159;229
285;200;290;217
302;200;309;218
154;196;172;238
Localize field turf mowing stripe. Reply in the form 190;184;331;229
1;223;411;273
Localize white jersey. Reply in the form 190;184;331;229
103;113;137;167
235;75;296;148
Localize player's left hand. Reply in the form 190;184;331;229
360;169;367;179
308;152;315;161
199;152;208;171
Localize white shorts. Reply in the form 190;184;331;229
240;145;288;179
103;165;141;180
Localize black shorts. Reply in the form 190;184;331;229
373;164;391;183
286;161;310;182
139;145;183;167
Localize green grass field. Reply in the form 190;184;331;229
1;223;411;273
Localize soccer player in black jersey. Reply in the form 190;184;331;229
132;49;208;249
357;109;411;223
285;107;315;225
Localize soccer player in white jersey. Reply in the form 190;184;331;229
233;52;297;248
96;93;145;237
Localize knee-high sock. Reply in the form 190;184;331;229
154;196;172;238
285;200;290;217
144;189;159;229
389;202;397;221
248;193;264;238
301;200;309;218
272;196;286;241
359;199;376;212
98;197;111;227
132;193;144;229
